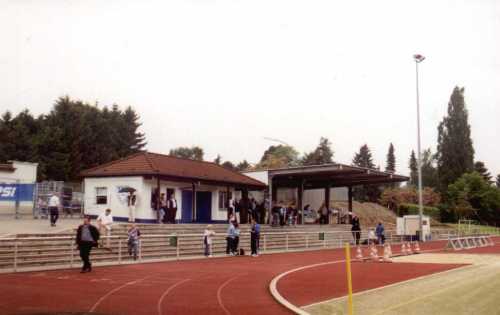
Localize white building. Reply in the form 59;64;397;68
0;161;38;216
81;152;266;223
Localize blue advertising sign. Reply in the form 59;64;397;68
0;184;34;202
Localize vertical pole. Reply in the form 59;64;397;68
268;175;273;220
415;59;424;242
226;186;231;221
348;186;353;224
345;243;354;315
14;241;18;272
298;179;304;225
70;239;74;267
156;177;161;223
324;184;331;224
118;239;122;264
176;235;180;259
192;183;196;222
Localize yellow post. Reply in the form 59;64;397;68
345;242;354;315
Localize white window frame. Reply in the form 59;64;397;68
95;187;108;205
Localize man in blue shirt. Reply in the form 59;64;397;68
250;218;261;257
375;222;385;244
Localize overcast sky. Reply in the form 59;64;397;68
2;0;499;177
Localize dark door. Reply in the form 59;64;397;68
196;191;212;223
181;190;193;223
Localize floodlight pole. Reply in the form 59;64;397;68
414;54;425;242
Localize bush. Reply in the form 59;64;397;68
398;203;440;220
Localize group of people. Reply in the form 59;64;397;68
158;193;178;224
350;216;386;246
271;202;299;227
75;209;140;273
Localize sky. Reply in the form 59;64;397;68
1;0;499;177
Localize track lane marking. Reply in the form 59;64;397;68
89;276;151;312
157;278;191;315
217;275;244;315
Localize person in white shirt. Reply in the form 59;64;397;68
48;193;61;227
203;225;216;257
97;208;114;249
167;194;178;224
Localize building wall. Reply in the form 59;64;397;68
84;176;234;223
0;161;38;216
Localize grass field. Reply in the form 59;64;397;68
303;253;500;315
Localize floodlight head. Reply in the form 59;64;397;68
413;54;425;63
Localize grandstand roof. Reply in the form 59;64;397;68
80;151;266;189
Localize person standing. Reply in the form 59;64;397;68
226;221;235;255
76;216;100;273
127;224;141;260
250;218;261;257
351;215;361;245
203;225;216;257
48;192;61;227
375;222;385;244
159;193;167;224
167;193;178;224
232;222;241;255
97;208;114;249
127;191;138;223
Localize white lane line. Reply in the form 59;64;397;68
157;278;191;315
217;275;242;315
89;276;150;312
268;247;456;315
269;259;345;315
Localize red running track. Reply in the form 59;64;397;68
0;239;493;315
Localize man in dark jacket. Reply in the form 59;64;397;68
76;216;100;273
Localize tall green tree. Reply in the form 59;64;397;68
352;144;380;202
302;137;334;166
385;143;396;172
437;86;475;195
421;149;438;189
473;161;492;183
497;174;500;188
352;144;375;169
409;150;418;186
169;146;204;160
257;145;299;169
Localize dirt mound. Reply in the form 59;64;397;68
332;201;397;229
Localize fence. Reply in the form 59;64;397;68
0;228;464;273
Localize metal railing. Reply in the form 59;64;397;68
0;228;475;273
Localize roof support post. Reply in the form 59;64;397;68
324;183;331;224
156;176;161;223
268;175;274;219
348;186;353;224
226;186;231;221
192;182;196;222
298;179;304;225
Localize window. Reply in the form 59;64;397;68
218;191;232;210
95;187;108;205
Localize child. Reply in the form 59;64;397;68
203;225;216;257
127;224;141;260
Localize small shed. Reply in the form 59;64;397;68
80;152;266;223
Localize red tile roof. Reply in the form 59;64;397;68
80;152;266;188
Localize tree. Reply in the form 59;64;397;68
474;161;492;183
437;86;475;195
497;174;500;188
352;144;375;169
302;137;334;166
256;145;299;169
236;160;251;172
221;161;236;171
385;143;396;173
447;172;500;224
214;154;222;165
421;149;438;189
169;146;204;161
352;144;379;202
409;150;418;186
